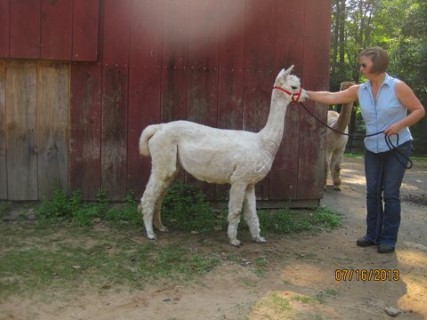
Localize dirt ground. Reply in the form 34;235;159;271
1;155;426;320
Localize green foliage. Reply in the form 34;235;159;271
258;207;341;234
331;0;427;155
161;182;225;233
0;202;11;219
36;189;141;226
36;189;81;221
35;186;341;236
162;184;340;235
105;194;142;227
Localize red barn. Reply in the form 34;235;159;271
0;0;331;207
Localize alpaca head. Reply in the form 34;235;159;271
340;81;356;90
274;65;307;102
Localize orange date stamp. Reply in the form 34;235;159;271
335;269;400;281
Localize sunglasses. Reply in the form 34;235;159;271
359;63;368;69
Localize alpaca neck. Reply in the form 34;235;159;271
333;102;353;131
259;90;290;157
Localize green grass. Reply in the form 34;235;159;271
257;207;341;235
254;292;292;312
0;183;341;298
250;290;340;319
0;224;220;298
0;201;11;219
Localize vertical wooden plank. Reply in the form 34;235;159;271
69;0;101;200
0;0;10;58
101;0;130;199
216;0;245;201
37;62;69;199
0;60;6;199
243;0;276;131
72;0;100;61
127;0;162;196
70;62;102;200
297;0;331;200
6;62;38;200
41;0;73;60
161;0;189;123
186;0;220;199
187;0;219;127
10;0;41;59
269;0;305;200
243;0;276;200
217;0;245;130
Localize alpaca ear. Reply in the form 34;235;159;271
277;68;286;80
284;65;294;76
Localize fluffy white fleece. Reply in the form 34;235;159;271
138;66;307;246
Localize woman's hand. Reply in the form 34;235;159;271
384;123;402;136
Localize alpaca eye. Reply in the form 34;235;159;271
291;86;298;90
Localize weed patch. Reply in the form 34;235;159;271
36;190;141;227
162;183;225;233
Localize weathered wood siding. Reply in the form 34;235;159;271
0;61;69;200
0;0;331;204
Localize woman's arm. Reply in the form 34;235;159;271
383;81;426;136
306;85;359;105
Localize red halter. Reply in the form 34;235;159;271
273;86;303;103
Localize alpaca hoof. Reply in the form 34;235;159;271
333;185;341;191
230;239;241;247
146;233;157;240
253;236;267;243
157;226;169;233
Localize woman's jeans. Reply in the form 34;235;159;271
364;140;412;247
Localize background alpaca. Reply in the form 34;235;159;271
138;66;306;246
325;81;355;190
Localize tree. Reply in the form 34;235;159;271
391;0;427;154
330;0;427;154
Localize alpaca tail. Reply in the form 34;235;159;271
139;124;161;156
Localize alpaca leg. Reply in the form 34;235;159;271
139;174;172;240
153;192;168;233
153;174;177;232
227;183;247;247
324;151;332;190
243;185;266;243
330;150;343;191
140;142;179;238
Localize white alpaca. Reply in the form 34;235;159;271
138;66;307;246
325;81;355;190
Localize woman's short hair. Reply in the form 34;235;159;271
359;47;389;74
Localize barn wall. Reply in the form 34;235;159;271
0;0;100;61
0;61;69;200
0;0;331;204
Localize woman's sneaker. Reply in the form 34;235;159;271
378;244;395;253
356;237;376;247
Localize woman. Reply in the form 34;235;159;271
306;47;425;253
